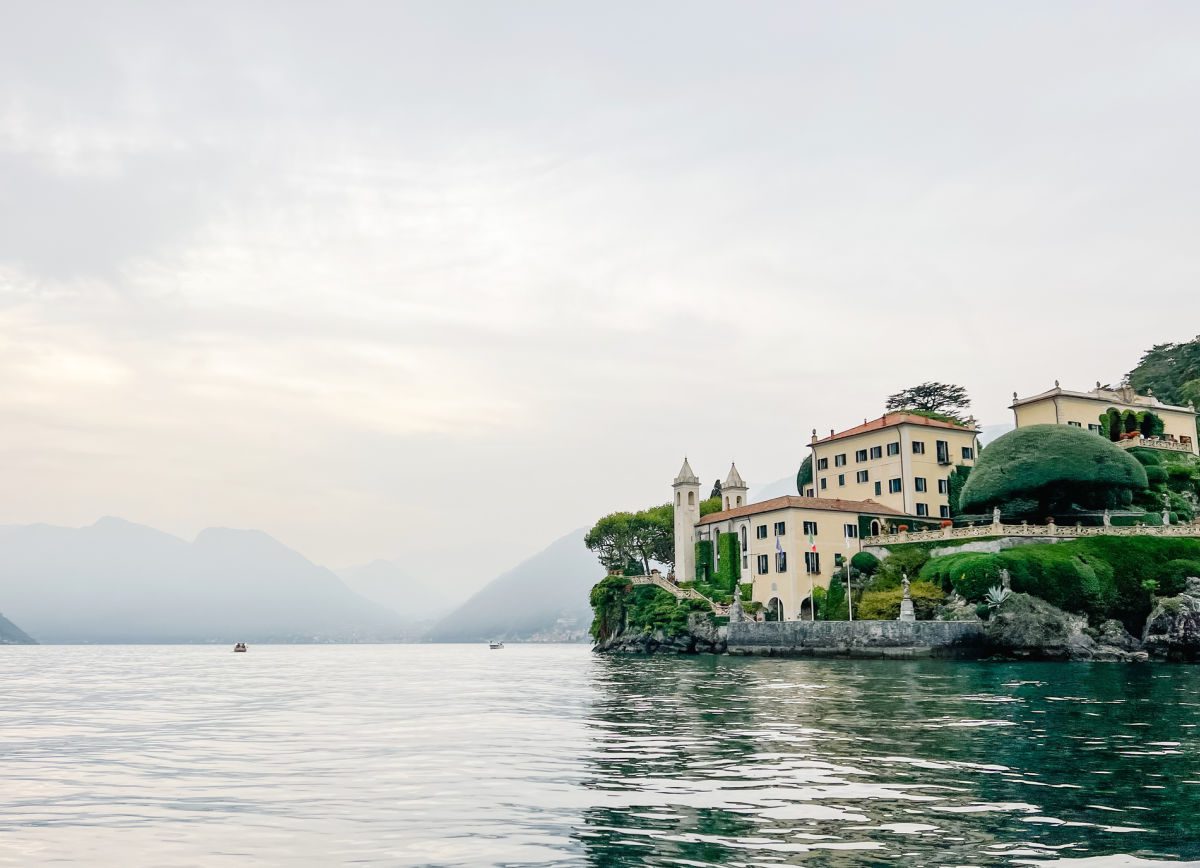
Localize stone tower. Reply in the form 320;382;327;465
672;457;701;581
722;462;748;511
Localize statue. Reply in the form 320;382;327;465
1163;491;1172;526
992;506;1001;525
1103;508;1111;527
898;572;915;622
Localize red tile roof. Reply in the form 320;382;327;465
697;495;908;525
812;412;977;445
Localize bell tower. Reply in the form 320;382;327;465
672;457;701;581
723;462;748;510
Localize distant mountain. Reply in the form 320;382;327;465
337;559;453;623
426;529;600;643
0;517;408;643
0;611;35;644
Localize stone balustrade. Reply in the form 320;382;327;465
627;574;729;615
1115;436;1194;453
863;520;1200;548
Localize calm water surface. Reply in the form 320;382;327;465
2;645;1200;866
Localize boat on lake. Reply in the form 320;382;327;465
489;641;504;650
233;643;247;652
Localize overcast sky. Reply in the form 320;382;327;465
2;1;1199;589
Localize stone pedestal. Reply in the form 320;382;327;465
898;598;916;622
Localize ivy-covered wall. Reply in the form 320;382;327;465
695;539;714;582
713;532;741;591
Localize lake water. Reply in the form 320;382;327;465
2;645;1200;866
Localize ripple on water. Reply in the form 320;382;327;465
2;647;1200;865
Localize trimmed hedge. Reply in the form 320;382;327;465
920;552;1004;600
851;551;881;575
713;532;741;591
1161;559;1200;596
960;424;1148;515
695;539;714;581
857;580;944;620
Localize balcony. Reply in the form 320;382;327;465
1115;434;1194;454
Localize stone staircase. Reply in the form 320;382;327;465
627;574;730;616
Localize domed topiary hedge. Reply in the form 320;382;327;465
959;424;1148;516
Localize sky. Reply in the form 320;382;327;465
2;1;1199;592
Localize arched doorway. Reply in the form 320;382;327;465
870;519;881;536
798;597;813;621
766;597;784;622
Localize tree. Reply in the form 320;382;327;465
626;504;673;574
947;464;972;517
1127;336;1200;439
959;424;1149;517
796;455;813;494
710;479;723;500
824;576;848;620
584;512;636;573
885;382;971;421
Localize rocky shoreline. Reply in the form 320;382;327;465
594;578;1200;662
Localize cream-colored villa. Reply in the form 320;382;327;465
673;459;906;621
1012;382;1197;455
805;413;981;519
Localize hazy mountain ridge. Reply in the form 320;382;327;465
426;529;600;643
0;611;35;644
0;518;410;643
337;559;453;624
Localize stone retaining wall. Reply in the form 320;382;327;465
727;620;985;658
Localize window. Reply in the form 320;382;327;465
888;478;902;493
962;446;975;459
740;526;747;552
820;478;827;490
817;457;829;470
804;551;821;574
914;477;927;493
916;503;929;517
856;470;869;483
688;491;695;505
936;440;951;464
838;474;845;486
776;551;787;572
805;488;815;497
742;555;748;569
855;449;868;463
757;554;769;575
1088;424;1104;434
912;441;925;455
938;478;949;495
844;523;858;538
874;481;882;496
940;505;950;518
756;525;768;539
870;445;883;460
774;521;786;536
1067;421;1081;427
887;442;900;456
834;454;847;467
802;521;818;535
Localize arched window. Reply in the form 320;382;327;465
688;491;695;506
740;526;747;552
725;496;730;509
736;495;743;507
676;492;681;506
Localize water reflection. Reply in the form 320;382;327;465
579;657;1200;865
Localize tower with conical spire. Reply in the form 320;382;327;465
722;462;748;511
672;457;701;581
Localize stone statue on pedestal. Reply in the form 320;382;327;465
992;506;1001;525
898;572;916;622
1163;491;1172;526
1103;508;1111;527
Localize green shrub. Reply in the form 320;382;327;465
812;586;827;619
1145;466;1168;486
1160;560;1200;596
875;546;931;590
1130;448;1162;466
739;582;753;602
796;455;813;493
857;581;944;620
851;551;881;575
920;552;1003;601
960;424;1148;514
1166;465;1195;482
695;539;714;581
824;576;848;620
994;546;1114;617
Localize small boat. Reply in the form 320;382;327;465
489;641;504;650
233;643;247;652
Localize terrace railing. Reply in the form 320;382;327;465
863;520;1200;548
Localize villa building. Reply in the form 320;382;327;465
805;413;981;519
674;460;907;621
1011;382;1198;455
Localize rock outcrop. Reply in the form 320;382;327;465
1142;577;1200;661
984;593;1146;662
594;612;727;654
